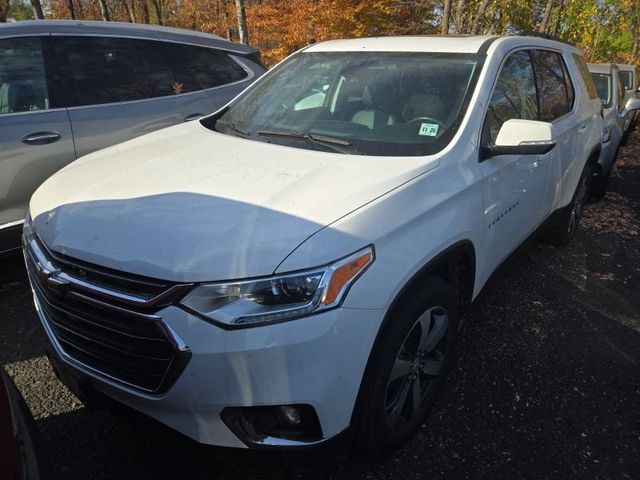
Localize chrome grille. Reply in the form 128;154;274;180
23;232;192;394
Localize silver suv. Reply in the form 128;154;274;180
0;20;265;254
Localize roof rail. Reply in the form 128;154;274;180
513;30;576;47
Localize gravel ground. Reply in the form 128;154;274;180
1;133;640;480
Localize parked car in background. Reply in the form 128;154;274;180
0;20;265;255
588;63;640;197
0;368;51;480
617;63;640;136
26;34;602;453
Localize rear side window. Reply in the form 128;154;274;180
0;37;49;114
166;43;248;89
531;50;573;121
62;36;190;106
484;50;538;144
572;54;598;99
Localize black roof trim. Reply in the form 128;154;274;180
514;31;576;47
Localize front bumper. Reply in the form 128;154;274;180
32;285;383;448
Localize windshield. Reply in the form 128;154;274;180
207;52;481;156
591;73;612;108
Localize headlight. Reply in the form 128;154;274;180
180;246;374;328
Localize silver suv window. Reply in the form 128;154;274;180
60;36;249;107
591;73;612;108
0;37;49;114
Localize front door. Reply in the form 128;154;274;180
479;49;552;267
0;36;75;229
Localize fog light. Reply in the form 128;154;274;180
221;404;322;445
278;405;301;425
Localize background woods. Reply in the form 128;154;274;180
1;0;639;66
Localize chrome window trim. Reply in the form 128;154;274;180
0;33;51;39
0;219;24;231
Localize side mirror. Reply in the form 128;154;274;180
481;119;556;160
622;97;640;116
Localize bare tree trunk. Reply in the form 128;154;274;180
151;0;163;25
441;0;452;35
454;0;466;33
141;1;150;23
235;0;249;44
66;0;76;19
222;0;233;40
0;0;8;22
30;0;45;19
122;0;135;22
470;0;489;34
539;0;554;33
98;0;111;21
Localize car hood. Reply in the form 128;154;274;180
30;122;437;282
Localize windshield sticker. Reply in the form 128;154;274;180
419;123;439;137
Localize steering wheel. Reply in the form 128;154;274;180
407;116;445;128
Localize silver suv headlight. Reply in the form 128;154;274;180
180;246;374;328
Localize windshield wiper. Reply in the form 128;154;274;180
216;120;250;138
256;129;359;155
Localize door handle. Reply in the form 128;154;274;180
21;131;61;145
577;125;588;134
184;113;204;122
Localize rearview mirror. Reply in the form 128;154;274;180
622;97;640;116
481;119;556;160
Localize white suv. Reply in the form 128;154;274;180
25;35;602;452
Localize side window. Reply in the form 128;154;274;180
167;43;248;90
619;70;633;91
484;50;538;144
561;56;575;108
531;50;572;121
590;73;612;108
572;54;598;99
62;36;194;106
0;37;49;114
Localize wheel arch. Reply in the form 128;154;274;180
586;144;602;175
350;239;476;427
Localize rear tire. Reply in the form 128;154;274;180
547;163;591;247
590;168;610;199
355;277;459;452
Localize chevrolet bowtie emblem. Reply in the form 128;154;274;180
35;261;70;293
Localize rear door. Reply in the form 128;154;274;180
0;36;75;228
57;36;218;158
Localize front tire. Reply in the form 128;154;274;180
356;277;459;452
